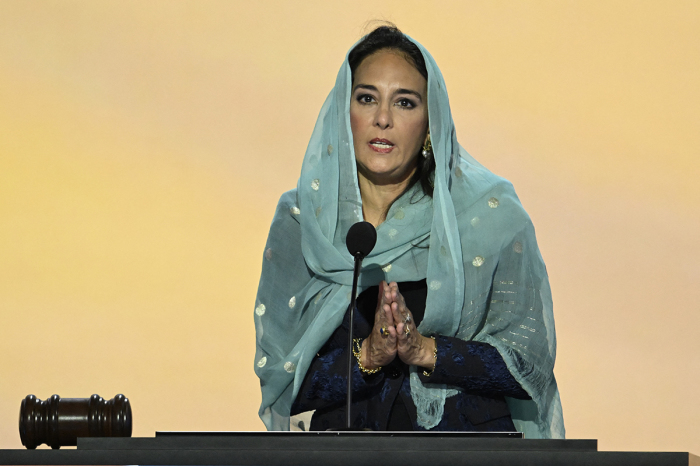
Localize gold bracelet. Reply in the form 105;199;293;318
422;336;437;377
352;338;382;375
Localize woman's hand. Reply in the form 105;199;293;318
390;285;437;369
361;281;399;369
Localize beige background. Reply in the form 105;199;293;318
1;0;698;454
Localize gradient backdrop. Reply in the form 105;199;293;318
1;0;698;454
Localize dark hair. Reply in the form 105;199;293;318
348;25;435;198
348;25;428;81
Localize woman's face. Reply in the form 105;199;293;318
350;49;428;188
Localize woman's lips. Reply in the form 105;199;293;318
369;138;394;153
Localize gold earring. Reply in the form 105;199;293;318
422;134;432;158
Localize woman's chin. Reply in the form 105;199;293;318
357;161;415;186
360;171;413;188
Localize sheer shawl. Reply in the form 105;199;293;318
253;35;564;438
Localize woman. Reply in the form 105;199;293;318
254;25;564;437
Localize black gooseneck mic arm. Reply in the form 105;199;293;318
344;221;377;430
346;252;362;429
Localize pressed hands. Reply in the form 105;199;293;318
361;281;437;371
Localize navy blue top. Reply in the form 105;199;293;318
290;279;531;431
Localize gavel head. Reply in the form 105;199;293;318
19;394;132;449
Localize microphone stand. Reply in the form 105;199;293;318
337;220;376;431
345;253;363;430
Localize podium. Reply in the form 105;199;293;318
0;432;697;465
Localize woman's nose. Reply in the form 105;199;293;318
374;104;392;129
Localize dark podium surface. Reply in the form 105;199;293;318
1;432;698;466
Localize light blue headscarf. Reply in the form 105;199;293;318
253;33;564;438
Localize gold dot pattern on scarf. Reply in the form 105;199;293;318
488;197;499;208
472;256;485;267
288;296;296;309
440;246;447;257
284;362;296;373
311;179;320;191
315;206;322;217
382;264;392;273
290;206;301;215
455;167;463;178
388;228;398;239
265;248;273;261
257;356;267;368
394;208;405;220
255;304;266;316
513;242;523;254
471;217;480;226
429;280;442;290
314;292;322;304
327;144;333;155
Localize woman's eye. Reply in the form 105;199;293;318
357;94;375;104
396;98;415;108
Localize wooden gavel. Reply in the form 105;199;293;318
19;394;132;449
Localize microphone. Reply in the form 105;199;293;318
346;221;377;259
344;221;376;429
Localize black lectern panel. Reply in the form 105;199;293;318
80;431;595;452
0;432;697;466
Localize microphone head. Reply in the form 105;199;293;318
346;221;377;258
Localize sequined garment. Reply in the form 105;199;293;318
291;280;530;431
